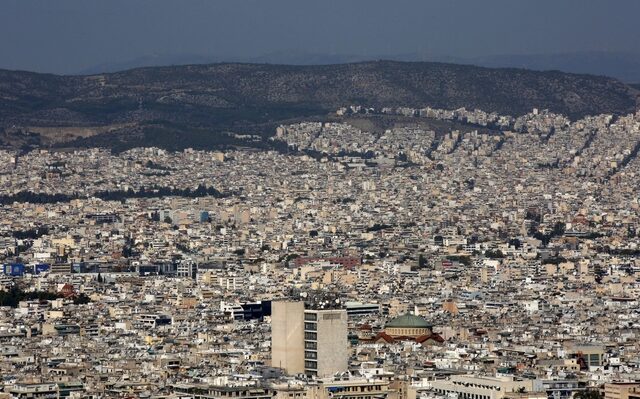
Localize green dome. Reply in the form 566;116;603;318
385;314;432;329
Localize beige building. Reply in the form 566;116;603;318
303;308;348;377
272;301;305;374
503;393;547;399
604;383;640;399
565;343;605;368
173;384;275;399
308;379;390;399
432;375;542;399
271;300;348;378
274;385;309;399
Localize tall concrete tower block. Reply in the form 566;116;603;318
271;301;305;374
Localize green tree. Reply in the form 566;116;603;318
73;293;91;305
485;249;505;259
574;390;602;399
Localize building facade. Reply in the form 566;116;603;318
272;301;348;377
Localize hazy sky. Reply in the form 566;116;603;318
1;0;639;74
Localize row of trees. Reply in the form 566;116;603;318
0;286;92;307
529;222;566;247
0;184;227;205
0;287;61;308
10;226;50;240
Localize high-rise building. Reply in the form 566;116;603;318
302;308;348;377
271;301;348;377
271;301;305;374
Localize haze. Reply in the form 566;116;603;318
1;0;640;76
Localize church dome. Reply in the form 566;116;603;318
385;314;431;329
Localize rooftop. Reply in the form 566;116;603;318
385;314;432;329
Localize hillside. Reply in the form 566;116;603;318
0;61;638;151
78;51;640;83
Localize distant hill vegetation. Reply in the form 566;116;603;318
0;61;638;151
78;51;640;83
459;51;640;84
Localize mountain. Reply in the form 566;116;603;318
78;51;640;83
77;54;227;75
462;52;640;84
77;52;413;75
0;61;638;151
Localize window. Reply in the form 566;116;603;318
304;332;317;340
304;313;317;321
305;341;317;350
305;361;317;369
305;351;317;359
304;323;316;331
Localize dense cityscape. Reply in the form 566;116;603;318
2;103;640;398
5;0;640;397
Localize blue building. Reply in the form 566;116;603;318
35;264;50;274
3;263;25;277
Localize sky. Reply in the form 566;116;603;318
1;0;639;75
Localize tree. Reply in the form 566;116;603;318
485;249;505;259
0;287;62;308
574;390;603;399
553;222;566;236
122;244;134;258
434;235;444;246
446;255;472;266
594;264;606;283
73;293;91;305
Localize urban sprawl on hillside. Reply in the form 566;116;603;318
2;105;640;399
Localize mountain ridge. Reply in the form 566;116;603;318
0;60;638;151
73;51;640;83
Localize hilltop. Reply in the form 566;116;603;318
0;61;638;151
